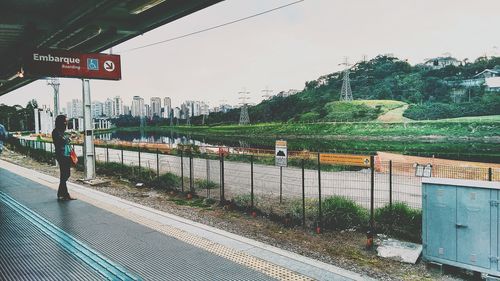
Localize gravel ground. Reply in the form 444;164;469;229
1;148;471;281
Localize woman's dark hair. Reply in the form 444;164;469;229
55;115;67;131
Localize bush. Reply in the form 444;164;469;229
375;202;422;243
288;196;369;230
289;198;318;226
195;179;218;190
322;196;369;231
233;194;253;209
95;161;181;190
323;102;381;121
403;99;500;120
157;173;181;190
29;148;55;164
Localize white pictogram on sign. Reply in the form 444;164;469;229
104;60;115;72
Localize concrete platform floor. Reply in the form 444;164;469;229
0;159;372;281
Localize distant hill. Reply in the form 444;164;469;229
195;55;500;125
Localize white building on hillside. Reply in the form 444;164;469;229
423;56;461;69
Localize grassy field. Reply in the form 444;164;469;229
156;121;500;139
429;115;500;122
352;100;407;114
321;100;407;122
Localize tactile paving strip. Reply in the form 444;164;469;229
75;192;313;281
0;167;311;281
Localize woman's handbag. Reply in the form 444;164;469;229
70;149;78;165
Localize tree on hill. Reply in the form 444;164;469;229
221;54;499;123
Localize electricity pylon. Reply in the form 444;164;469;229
238;89;250;125
339;57;353;101
261;86;273;100
47;78;60;116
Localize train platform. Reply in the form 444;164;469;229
0;159;372;281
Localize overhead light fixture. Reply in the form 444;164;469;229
6;68;24;81
128;0;166;15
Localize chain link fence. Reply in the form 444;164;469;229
10;138;500;233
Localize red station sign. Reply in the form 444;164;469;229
24;49;121;80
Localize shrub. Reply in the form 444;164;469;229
289;198;318;226
157;173;181;190
195;179;218;190
28;148;55;164
375;202;422;243
322;196;369;231
299;112;320;122
323;102;380;121
203;198;216;205
233;194;253;209
403;99;500;120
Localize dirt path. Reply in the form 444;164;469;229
377;105;411;122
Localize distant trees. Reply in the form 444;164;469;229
203;54;500;123
0;100;37;131
403;93;500;120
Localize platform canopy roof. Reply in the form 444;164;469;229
0;0;222;97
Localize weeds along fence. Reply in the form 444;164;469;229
10;138;500;241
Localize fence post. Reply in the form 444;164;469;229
489;168;493;182
251;155;254;210
106;144;109;163
138;146;141;169
206;155;210;198
370;155;375;231
121;148;124;167
389;160;393;209
302;159;306;228
189;154;194;194
317;153;322;233
220;155;225;203
156;148;160;182
180;150;184;192
279;166;283;204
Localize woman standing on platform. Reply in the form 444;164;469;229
52;115;76;200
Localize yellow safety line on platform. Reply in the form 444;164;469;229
0;160;312;281
75;192;312;281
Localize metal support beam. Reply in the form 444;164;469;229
82;79;95;180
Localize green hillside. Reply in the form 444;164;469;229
193;55;500;125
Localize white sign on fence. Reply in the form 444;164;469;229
275;140;287;167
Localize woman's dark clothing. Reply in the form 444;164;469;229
56;155;71;197
52;128;71;198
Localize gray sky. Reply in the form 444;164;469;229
1;0;499;109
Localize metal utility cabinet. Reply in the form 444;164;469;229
422;178;500;276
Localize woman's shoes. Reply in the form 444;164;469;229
57;195;77;201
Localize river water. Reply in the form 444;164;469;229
95;130;500;163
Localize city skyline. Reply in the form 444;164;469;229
63;95;219;120
1;0;499;108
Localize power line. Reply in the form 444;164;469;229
120;0;305;53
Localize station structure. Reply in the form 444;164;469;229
0;1;371;280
